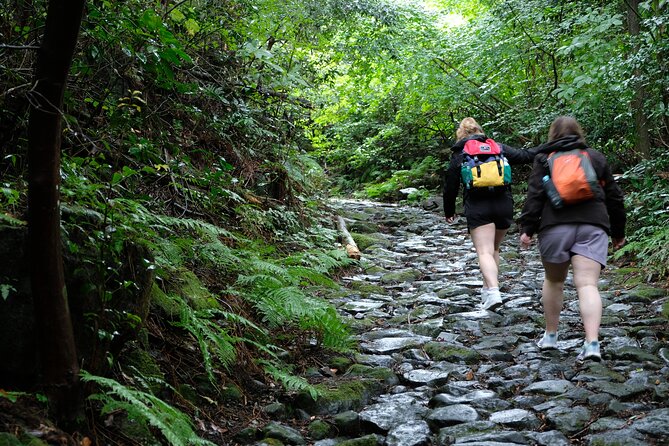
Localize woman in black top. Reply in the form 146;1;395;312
443;117;536;311
519;116;626;361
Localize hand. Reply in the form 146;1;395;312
520;233;533;249
445;216;455;224
612;237;625;250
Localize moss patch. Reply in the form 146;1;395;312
345;365;398;385
294;379;383;415
351;232;391;251
380;269;422;284
339;434;379;446
424;342;481;364
347;281;386;296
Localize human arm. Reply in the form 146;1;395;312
443;153;461;219
500;143;537;165
518;156;548;237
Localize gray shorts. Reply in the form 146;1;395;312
538;224;609;267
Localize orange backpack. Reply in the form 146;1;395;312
545;149;601;208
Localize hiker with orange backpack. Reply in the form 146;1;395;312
519;116;626;361
443;117;537;311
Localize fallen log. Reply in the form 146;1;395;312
335;215;361;260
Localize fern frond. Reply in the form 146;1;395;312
81;371;215;446
236;274;284;289
247;258;291;282
151;215;238;242
261;362;321;400
175;304;238;381
286;266;338;288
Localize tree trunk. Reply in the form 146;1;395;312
626;0;652;159
335;216;361;260
27;0;86;422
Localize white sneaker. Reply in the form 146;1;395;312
576;340;602;362
537;332;558;350
481;287;502;311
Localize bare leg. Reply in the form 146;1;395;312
493;228;507;282
571;255;603;342
542;260;570;334
471;223;507;289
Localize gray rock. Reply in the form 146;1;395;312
488;409;540;430
262;421;306;445
385;420;432;446
426;404;479;429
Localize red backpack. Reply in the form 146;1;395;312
460;138;511;189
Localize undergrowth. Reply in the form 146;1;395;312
614;149;669;282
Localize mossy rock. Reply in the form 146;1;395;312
347;281;386;297
233;427;260;444
662;300;669;320
380;269;422;284
349;221;380;234
329;356;354;373
351;232;391;251
600;315;622;326
294;379;383;415
363;265;386;275
308;419;333;440
626;286;666;303
423;342;481;364
348;318;379;332
152;268;219;312
338;434;380;446
221;383;244;402
345;365;399;386
149;283;180;318
608;267;645;287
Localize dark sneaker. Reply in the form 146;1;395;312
537;332;558;350
576;340;601;362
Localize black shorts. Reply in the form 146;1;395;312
464;192;514;230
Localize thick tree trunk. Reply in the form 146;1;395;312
626;0;652;159
27;0;86;422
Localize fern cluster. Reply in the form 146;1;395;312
614;150;669;281
81;371;215;446
235;249;354;352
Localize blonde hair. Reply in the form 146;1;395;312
548;116;586;144
456;117;484;141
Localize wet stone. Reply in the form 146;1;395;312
524;379;575;396
385;420;431;446
545;405;591;434
488;408;540;429
425;404;479;429
358;393;429;433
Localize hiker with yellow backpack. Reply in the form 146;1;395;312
519;116;626;362
443;117;537;311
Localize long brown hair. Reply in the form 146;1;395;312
548;116;586;144
456;117;484;141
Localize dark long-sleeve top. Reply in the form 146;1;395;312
443;134;536;217
518;135;626;239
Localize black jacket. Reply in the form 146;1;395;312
519;136;626;238
443;134;536;217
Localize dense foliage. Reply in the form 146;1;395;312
1;0;668;443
